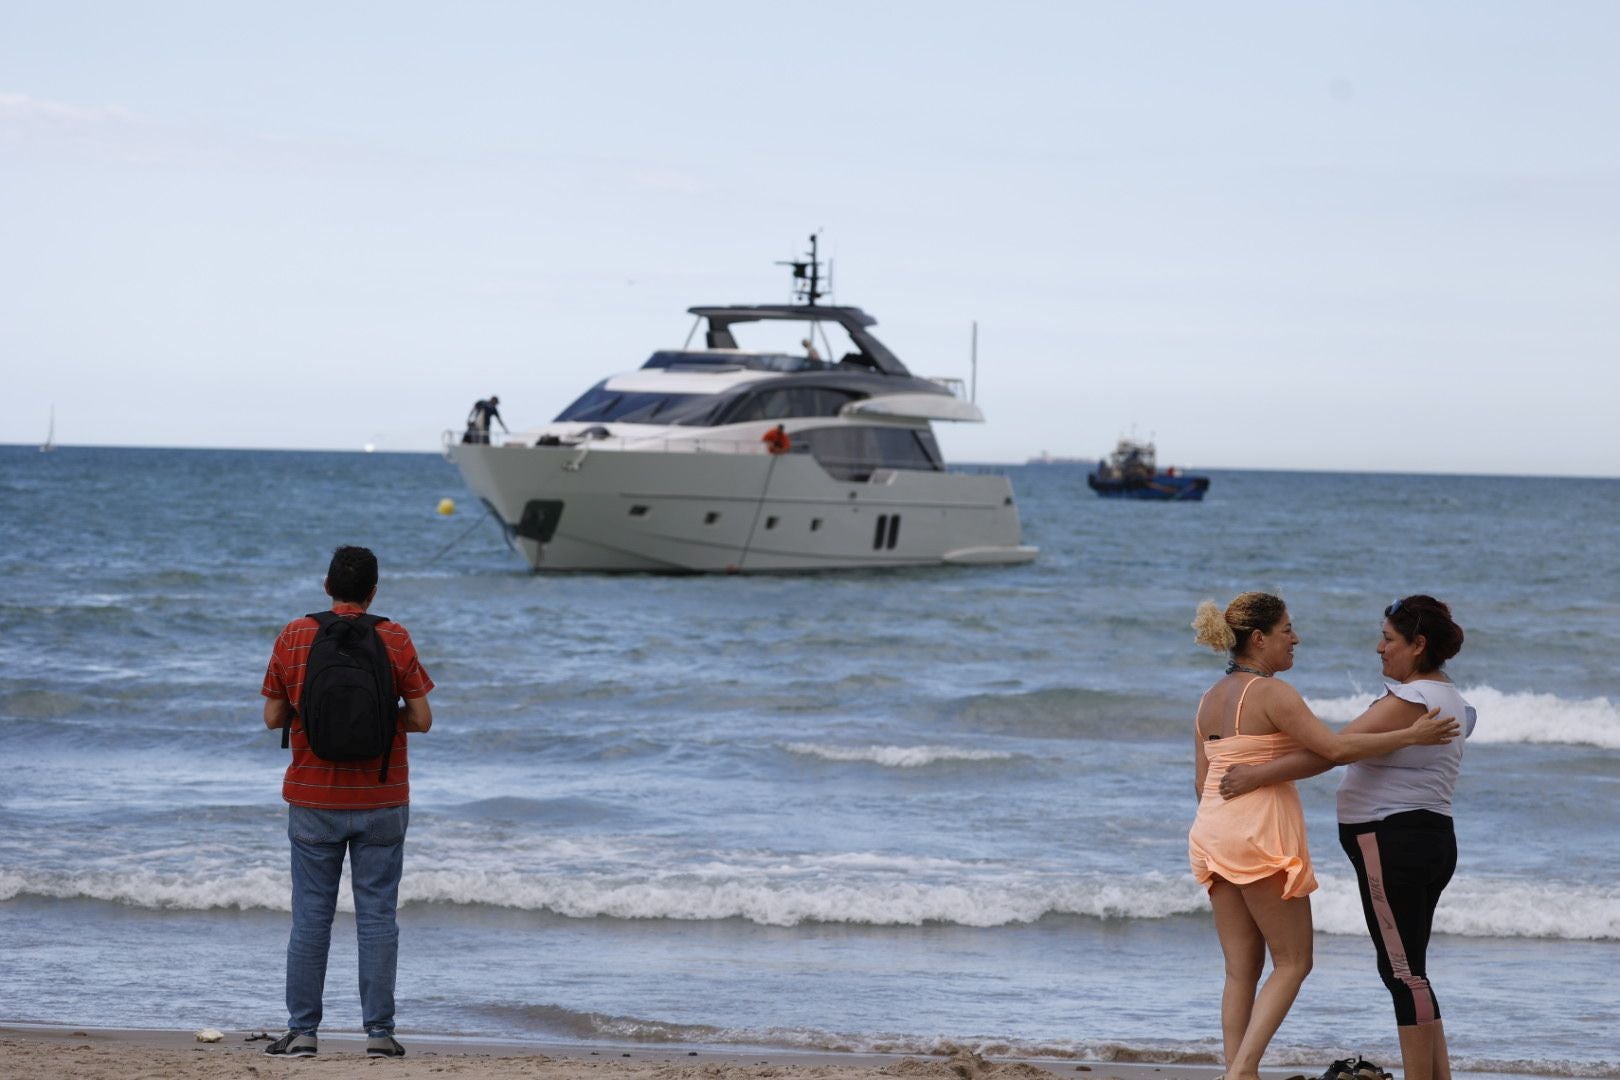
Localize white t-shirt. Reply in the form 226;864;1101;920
1335;679;1477;825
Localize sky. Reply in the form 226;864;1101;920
2;1;1617;475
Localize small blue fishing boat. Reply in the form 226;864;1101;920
1087;438;1209;501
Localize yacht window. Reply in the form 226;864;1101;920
802;426;944;481
554;385;724;425
723;387;862;424
642;350;828;373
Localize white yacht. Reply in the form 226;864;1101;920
445;247;1037;572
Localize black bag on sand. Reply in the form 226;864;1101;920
283;612;398;781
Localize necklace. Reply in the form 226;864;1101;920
1225;662;1272;677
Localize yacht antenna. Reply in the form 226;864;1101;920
970;321;979;403
776;232;825;306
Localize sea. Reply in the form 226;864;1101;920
1;445;1617;1076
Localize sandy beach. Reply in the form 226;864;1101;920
0;1026;1229;1080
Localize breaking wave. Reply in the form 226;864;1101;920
784;743;1019;768
5;866;1616;940
1307;685;1620;750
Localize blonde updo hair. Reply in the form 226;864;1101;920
1193;592;1288;657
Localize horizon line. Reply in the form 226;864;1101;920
6;442;1618;483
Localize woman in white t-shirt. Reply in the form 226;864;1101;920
1221;595;1473;1080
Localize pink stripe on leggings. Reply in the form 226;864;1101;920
1356;832;1437;1025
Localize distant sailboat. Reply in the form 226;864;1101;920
40;406;55;453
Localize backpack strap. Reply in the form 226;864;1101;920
352;613;396;782
282;611;338;751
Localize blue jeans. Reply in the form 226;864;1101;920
285;803;409;1036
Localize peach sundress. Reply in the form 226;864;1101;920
1188;676;1318;899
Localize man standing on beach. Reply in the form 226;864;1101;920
260;545;434;1059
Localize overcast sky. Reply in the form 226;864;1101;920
3;2;1616;475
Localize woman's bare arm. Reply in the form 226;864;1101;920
1220;688;1452;797
1261;682;1456;763
1219;747;1335;798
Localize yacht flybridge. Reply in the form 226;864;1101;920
445;240;1037;572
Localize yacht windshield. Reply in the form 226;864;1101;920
641;350;831;373
554;385;725;425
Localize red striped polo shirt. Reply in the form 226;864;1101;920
261;604;434;810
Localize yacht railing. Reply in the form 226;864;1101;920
562;435;778;455
449;429;789;456
448;429;974;481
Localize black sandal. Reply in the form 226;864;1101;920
1319;1058;1356;1080
1317;1056;1391;1080
1352;1059;1393;1080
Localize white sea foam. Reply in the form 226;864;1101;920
7;862;1617;940
1307;684;1620;749
419;867;1208;926
0;865;288;911
1311;872;1620;940
424;871;1620;939
784;742;1018;768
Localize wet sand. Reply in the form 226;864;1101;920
0;1025;1227;1080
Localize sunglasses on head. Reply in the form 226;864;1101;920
1385;598;1421;638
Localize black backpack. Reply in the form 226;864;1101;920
283;611;399;781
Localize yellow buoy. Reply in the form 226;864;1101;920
437;498;456;516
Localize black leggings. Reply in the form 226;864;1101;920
1338;810;1457;1027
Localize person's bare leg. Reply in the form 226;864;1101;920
1210;879;1264;1072
1225;874;1314;1080
1397;1019;1450;1080
1431;1019;1451;1080
1396;1024;1434;1080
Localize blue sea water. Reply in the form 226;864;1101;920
1;445;1617;1075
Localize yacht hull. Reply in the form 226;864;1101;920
449;443;1036;572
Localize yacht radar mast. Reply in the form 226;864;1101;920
776;233;829;305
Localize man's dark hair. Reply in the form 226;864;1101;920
326;545;379;603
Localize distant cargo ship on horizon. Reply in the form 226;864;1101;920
1026;451;1095;465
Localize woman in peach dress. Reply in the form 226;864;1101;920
1188;593;1458;1080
